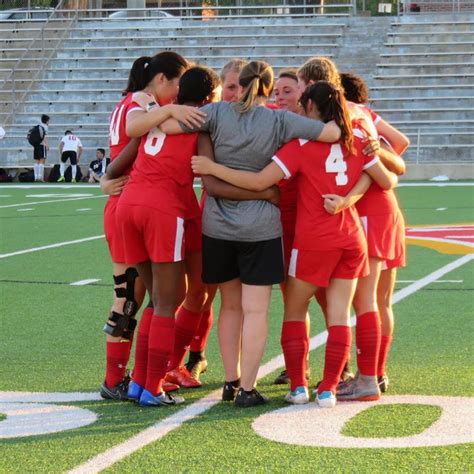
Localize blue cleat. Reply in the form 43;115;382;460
139;389;185;407
127;380;144;402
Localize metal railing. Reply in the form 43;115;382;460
398;0;474;14
1;0;80;125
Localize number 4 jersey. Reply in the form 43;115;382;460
272;129;378;252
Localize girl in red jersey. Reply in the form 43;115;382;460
338;72;407;395
191;81;398;407
100;53;205;401
297;58;409;400
116;57;237;407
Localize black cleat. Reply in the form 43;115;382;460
234;388;269;408
273;369;290;385
222;380;240;401
273;368;311;385
378;374;389;393
185;356;208;381
100;375;130;401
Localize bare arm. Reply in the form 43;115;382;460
159;118;183;135
197;133;279;202
77;146;83;162
126;105;206;138
365;160;398;190
376;118;410;155
59;141;63;154
378;138;406;176
317;120;342;143
323;173;372;215
106;138;140;179
192;155;285;192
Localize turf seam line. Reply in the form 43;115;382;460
0;195;106;209
0;235;105;259
68;253;474;474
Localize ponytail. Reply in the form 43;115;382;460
123;51;188;96
235;61;274;113
300;81;353;154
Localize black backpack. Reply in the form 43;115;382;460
27;125;44;147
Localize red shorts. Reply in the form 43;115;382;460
185;215;202;254
116;203;185;265
281;210;296;271
288;245;369;288
104;196;126;264
359;211;405;264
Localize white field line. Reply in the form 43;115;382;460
17;208;33;212
397;280;463;283
70;279;101;286
0;195;106;209
0;235;105;259
408;226;473;232
0;184;101;189
397;182;474;187
407;235;474;248
68;253;474;474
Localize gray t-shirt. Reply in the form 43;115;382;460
182;102;324;241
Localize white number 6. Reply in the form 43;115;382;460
325;144;348;186
144;127;166;156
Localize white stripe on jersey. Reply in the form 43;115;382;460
174;217;185;262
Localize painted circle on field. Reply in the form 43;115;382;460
0;402;97;438
252;395;474;448
26;193;94;198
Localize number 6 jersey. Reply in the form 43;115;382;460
119;102;199;218
272;128;378;251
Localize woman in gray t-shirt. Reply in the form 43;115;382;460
161;61;340;407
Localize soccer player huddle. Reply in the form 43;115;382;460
99;52;409;409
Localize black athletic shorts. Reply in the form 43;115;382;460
202;234;285;286
61;150;77;165
33;144;47;160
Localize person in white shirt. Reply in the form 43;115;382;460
58;130;83;183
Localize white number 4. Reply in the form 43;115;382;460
325;144;348;186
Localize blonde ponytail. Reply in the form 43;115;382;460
235;61;274;114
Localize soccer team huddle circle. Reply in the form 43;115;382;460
99;52;409;410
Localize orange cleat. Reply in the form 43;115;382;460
165;366;202;388
163;381;180;392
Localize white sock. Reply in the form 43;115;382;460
60;163;65;177
33;163;39;180
71;165;77;179
39;164;44;180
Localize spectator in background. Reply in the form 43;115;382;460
57;130;83;183
88;148;110;183
33;114;50;182
220;59;248;102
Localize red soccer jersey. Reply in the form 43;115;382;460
109;93;139;170
349;104;400;216
119;122;199;217
272;129;378;251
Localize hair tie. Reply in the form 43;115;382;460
144;61;149;69
253;74;262;80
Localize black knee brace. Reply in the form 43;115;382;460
103;267;139;340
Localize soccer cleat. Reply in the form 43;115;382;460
274;368;311;385
163;381;180;392
165;366;202;388
234;388;269;408
71;178;77;183
284;386;310;405
139;389;185;407
185;357;208;381
378;374;389;393
336;375;381;402
222;381;240;401
315;367;356;392
127;380;144;402
100;376;130;401
315;390;336;408
57;176;65;183
274;369;290;385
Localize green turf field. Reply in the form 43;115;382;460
0;183;473;473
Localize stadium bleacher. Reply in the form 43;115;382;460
0;7;473;169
